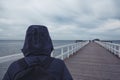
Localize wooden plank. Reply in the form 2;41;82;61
65;42;120;80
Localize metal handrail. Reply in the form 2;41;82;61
95;41;120;57
0;41;89;63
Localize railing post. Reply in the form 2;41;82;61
76;43;78;52
112;45;114;53
51;51;54;57
76;43;78;51
107;43;109;50
73;45;75;53
77;43;79;51
111;45;113;53
119;46;120;58
79;42;81;48
110;44;112;52
113;45;115;54
61;48;64;60
67;46;70;58
114;46;117;55
109;44;110;51
72;45;74;55
75;43;77;52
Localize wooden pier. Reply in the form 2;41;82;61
65;42;120;80
1;42;120;80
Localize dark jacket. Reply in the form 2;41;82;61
2;25;73;80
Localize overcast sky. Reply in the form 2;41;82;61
0;0;120;40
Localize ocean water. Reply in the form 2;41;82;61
0;40;120;57
111;40;120;44
0;40;75;57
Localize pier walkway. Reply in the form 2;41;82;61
65;42;120;80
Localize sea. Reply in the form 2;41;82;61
111;40;120;44
0;40;75;57
0;40;120;57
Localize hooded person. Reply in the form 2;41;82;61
2;25;73;80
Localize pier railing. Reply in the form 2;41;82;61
0;41;89;63
52;41;89;60
95;41;120;57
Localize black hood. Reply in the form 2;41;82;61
22;25;54;57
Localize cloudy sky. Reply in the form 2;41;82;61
0;0;120;40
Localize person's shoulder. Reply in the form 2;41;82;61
52;57;65;65
52;57;63;62
5;60;18;74
9;60;18;67
8;58;24;70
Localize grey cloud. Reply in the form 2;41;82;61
0;0;120;40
